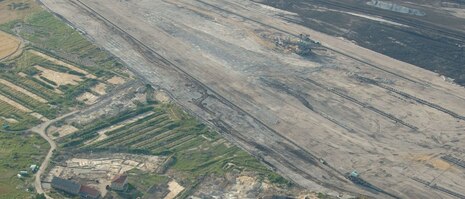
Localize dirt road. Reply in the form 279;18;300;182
31;111;79;199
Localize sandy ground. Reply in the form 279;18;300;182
30;112;48;121
155;91;171;103
77;92;98;105
40;0;465;198
29;50;95;78
45;154;165;195
0;79;48;103
48;124;78;139
34;65;82;86
0;116;18;123
91;82;107;95
106;76;126;85
443;7;465;20
164;180;184;199
0;31;21;60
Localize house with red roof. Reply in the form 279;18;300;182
110;173;128;191
79;185;101;199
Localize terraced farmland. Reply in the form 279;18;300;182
61;104;284;193
0;100;40;131
0;10;129;131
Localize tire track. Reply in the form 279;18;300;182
355;76;465;121
52;1;401;197
301;77;418;131
69;0;352;188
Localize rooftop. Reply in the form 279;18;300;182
51;177;81;194
80;185;100;198
111;174;128;184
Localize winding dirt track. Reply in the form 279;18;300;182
31;111;79;199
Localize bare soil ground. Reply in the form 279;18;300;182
29;50;95;78
106;76;126;85
45;153;165;196
91;82;107;95
0;31;21;60
39;0;465;198
34;65;83;86
48;124;78;139
164;180;184;199
155;91;171;103
0;116;18;123
76;92;98;105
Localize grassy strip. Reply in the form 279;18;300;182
62;106;154;147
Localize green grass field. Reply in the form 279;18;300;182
0;132;49;199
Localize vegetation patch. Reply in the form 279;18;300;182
0;132;49;199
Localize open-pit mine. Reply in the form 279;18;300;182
38;0;465;198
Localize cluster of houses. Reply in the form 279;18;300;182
17;164;39;178
51;173;129;199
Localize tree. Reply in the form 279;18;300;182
35;193;46;199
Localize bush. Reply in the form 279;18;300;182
267;173;292;186
35;193;46;199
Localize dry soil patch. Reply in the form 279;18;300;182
46;154;165;195
155;91;171;103
164;180;185;199
0;116;18;123
77;92;99;105
34;65;83;86
49;125;79;139
29;50;95;78
0;31;21;60
106;76;126;85
92;82;107;95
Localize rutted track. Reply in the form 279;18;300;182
65;0;380;196
302;0;465;42
302;77;418;131
355;76;465;121
211;119;383;198
194;0;426;86
38;0;465;197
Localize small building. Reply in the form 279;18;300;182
79;185;101;199
30;165;39;173
51;177;81;195
110;173;128;191
19;171;28;176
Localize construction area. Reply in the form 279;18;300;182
34;0;465;198
36;0;465;198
